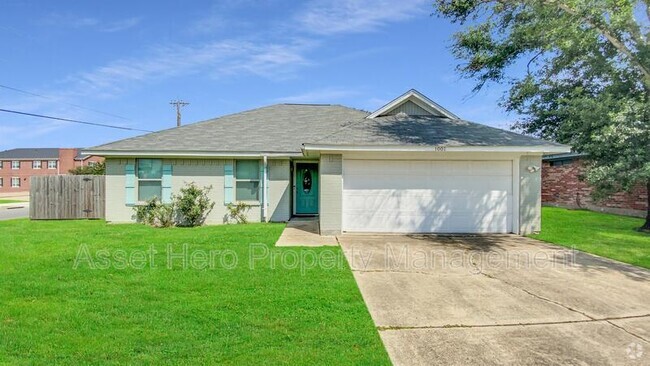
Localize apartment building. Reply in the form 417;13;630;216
0;148;103;193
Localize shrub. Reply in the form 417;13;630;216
133;197;175;228
226;202;251;224
69;162;105;175
174;183;215;227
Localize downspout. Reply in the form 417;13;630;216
262;155;268;222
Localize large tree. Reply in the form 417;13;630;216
433;0;650;230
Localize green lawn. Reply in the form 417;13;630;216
0;199;25;204
0;219;389;365
530;207;650;269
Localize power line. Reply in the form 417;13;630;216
0;108;153;133
0;84;131;121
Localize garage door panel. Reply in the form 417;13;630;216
342;159;513;233
342;212;511;233
344;190;511;213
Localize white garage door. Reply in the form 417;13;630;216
342;160;513;233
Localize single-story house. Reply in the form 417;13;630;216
85;89;569;235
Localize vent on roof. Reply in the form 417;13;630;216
395;112;409;118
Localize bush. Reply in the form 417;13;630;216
173;183;215;227
226;202;251;224
133;183;215;228
133;197;175;228
69;162;105;175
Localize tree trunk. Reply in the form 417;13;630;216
642;181;650;232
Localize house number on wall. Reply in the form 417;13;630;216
434;146;446;152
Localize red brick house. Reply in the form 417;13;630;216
0;148;104;194
542;153;648;218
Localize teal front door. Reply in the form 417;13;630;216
295;163;319;215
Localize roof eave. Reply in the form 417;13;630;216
302;144;571;154
82;150;304;158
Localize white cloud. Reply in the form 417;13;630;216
102;17;142;33
41;13;141;32
273;88;360;103
296;0;430;35
62;38;314;98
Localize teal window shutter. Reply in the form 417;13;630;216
125;164;136;205
161;164;173;203
224;161;233;204
258;161;264;204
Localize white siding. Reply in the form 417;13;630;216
268;159;291;222
519;155;542;234
105;158;282;224
105;158;135;223
319;154;343;235
385;100;433;116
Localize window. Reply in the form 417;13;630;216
137;159;162;201
48;160;57;169
33;160;41;169
235;160;260;202
0;177;3;187
88;161;97;167
11;177;20;188
550;159;572;167
12;161;20;169
0;161;3;169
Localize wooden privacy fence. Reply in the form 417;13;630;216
30;175;105;220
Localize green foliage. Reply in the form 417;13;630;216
68;162;106;175
173;183;215;227
433;0;650;228
530;207;649;268
133;183;214;228
226;202;252;224
133;197;175;228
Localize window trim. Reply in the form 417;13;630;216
234;159;261;203
11;161;20;170
136;158;163;203
33;160;42;169
11;177;20;188
47;160;57;170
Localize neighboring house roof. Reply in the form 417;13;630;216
0;148;60;160
86;89;570;156
74;149;91;160
542;152;586;161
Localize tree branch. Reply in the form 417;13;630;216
542;0;650;89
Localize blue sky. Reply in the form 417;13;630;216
0;0;515;150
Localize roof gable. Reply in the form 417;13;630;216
367;89;459;119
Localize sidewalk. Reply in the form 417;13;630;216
275;217;338;247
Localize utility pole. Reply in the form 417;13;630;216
169;100;189;127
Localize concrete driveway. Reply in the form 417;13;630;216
339;234;650;365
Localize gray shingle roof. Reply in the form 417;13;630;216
89;104;369;154
88;104;564;154
0;148;60;159
311;115;565;147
